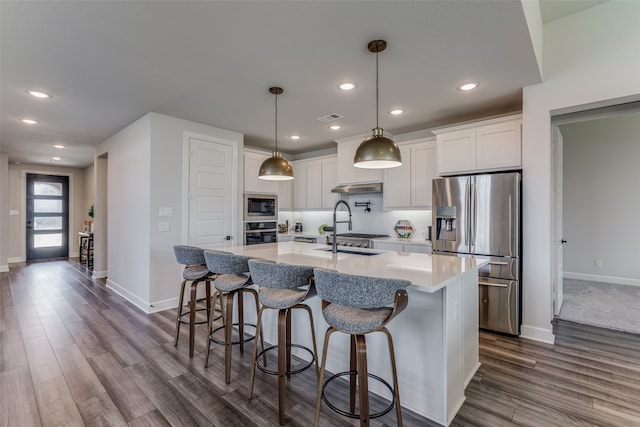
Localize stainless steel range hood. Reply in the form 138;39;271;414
331;182;383;194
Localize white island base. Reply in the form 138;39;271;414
223;242;484;426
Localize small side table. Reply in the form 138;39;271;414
78;232;93;270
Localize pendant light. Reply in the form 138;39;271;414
354;40;402;169
259;86;294;180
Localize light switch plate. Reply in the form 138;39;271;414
159;207;173;217
159;222;170;232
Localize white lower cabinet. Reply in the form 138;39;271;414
373;240;432;254
383;138;437;209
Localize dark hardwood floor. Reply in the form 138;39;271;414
2;259;640;426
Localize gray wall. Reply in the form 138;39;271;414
562;114;640;282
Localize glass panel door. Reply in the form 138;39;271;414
26;174;69;260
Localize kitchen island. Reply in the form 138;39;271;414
224;241;486;426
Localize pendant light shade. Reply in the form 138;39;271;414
354;40;402;169
259;87;294;181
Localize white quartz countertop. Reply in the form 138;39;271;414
225;241;486;293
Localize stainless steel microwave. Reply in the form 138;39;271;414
243;193;278;221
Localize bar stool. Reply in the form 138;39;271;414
172;245;218;358
312;268;410;427
203;250;262;384
247;259;319;425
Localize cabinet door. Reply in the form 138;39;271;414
403;244;432;254
411;142;437;207
373;241;404;252
383;145;411;208
437;130;476;175
244;152;279;193
476;121;521;171
244;153;263;193
292;161;307;209
278;180;292;211
322;157;339;209
306;161;323;209
337;139;381;183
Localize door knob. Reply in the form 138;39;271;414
560;239;567;244
225;236;232;241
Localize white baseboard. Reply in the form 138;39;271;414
92;270;108;279
520;324;555;344
0;265;8;272
8;257;23;263
564;272;640;287
106;279;151;314
70;251;79;258
148;296;179;313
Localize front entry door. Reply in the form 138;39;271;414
26;174;70;260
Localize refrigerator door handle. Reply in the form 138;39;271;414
470;178;477;251
464;180;470;248
479;281;508;288
489;261;509;266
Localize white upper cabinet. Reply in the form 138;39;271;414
292;155;338;210
336;134;383;184
383;138;437;209
433;114;522;175
244;150;279;194
278;180;293;211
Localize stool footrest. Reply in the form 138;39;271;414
321;370;396;420
179;307;221;325
255;344;315;376
209;323;257;346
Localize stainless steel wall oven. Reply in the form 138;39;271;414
244;221;278;245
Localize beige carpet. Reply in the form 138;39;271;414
559;278;640;334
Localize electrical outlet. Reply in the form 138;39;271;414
595;259;604;268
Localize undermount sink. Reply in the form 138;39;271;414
316;247;382;256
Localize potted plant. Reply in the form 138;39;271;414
88;204;94;232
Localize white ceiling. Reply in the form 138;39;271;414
0;1;601;169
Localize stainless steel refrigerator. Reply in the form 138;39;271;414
432;171;522;335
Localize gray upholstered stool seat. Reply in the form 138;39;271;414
312;268;410;427
247;259;319;425
172;245;218;358
203;250;263;385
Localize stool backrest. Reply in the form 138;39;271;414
248;259;314;290
204;250;251;275
313;268;410;309
173;245;205;266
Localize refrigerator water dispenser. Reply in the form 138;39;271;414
435;206;457;241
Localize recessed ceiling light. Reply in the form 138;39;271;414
458;82;479;91
21;118;39;125
290;135;300;140
338;82;357;91
389;109;404;115
54;144;65;149
50;156;62;161
329;125;341;130
27;90;52;99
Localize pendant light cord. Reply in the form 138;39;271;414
375;49;379;129
274;92;278;154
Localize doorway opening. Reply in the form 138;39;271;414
26;173;69;260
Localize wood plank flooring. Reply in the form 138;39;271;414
1;259;640;426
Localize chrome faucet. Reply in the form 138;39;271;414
332;199;352;253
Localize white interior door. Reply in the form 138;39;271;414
188;136;234;249
552;125;564;316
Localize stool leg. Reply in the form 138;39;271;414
189;280;198;358
238;291;245;354
247;305;266;400
382;328;403;427
277;309;287;425
355;334;369;427
314;328;336;427
204;290;220;368
350;334;357;414
205;280;211;318
286;308;292;381
249;289;267;367
299;304;319;380
174;279;187;347
224;291;235;384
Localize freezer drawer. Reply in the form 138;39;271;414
479;278;519;335
478;256;519;281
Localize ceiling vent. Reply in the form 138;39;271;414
316;113;342;123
